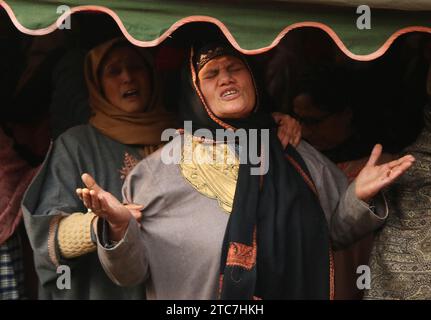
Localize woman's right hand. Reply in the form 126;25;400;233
76;173;138;241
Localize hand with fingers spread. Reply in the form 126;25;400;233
272;112;302;148
76;173;143;241
355;144;415;203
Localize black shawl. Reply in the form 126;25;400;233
178;43;333;299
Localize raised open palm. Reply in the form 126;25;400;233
76;173;143;240
355;144;415;202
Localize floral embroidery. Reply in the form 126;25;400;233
119;152;139;180
179;135;239;213
226;230;257;270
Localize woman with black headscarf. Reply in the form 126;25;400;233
80;42;414;299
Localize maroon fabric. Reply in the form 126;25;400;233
0;128;36;245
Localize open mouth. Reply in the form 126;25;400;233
220;88;239;100
122;89;139;98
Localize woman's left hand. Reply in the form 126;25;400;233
272;112;302;148
355;144;415;203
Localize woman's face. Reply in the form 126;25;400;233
292;93;353;151
198;55;256;119
100;46;152;113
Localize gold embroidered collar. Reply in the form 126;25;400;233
179;134;239;213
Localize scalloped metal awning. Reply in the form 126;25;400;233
1;0;431;61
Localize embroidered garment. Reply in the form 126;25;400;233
180;43;331;299
97;136;387;299
365;121;431;300
22;38;176;300
22;125;146;299
179;135;239;213
96;43;388;300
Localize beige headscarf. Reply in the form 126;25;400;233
85;38;177;148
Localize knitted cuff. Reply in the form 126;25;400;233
57;211;97;259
